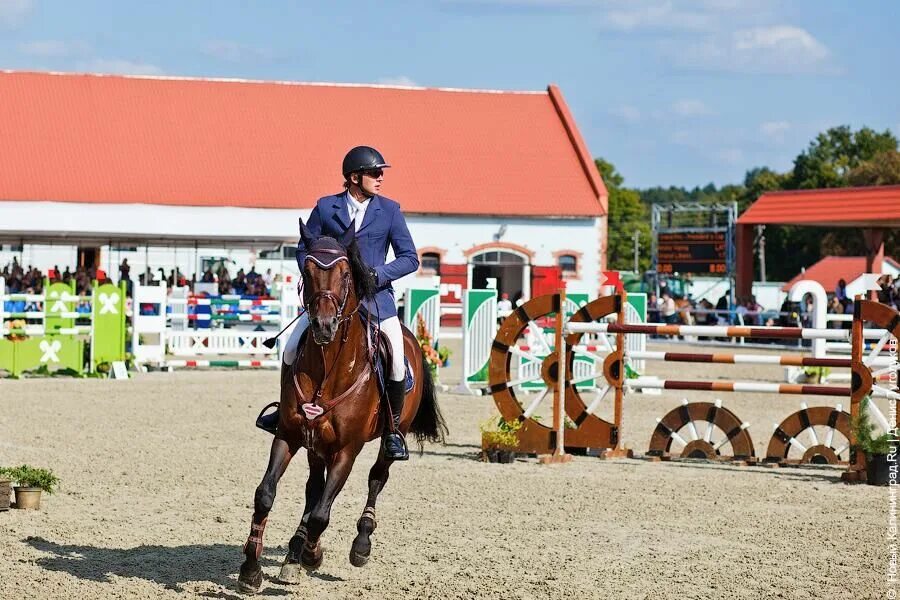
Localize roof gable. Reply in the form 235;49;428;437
0;71;606;218
781;255;900;291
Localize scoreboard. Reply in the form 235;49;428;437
657;232;727;274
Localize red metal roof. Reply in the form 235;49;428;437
738;185;900;227
0;71;606;217
781;256;900;291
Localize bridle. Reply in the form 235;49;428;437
303;247;360;343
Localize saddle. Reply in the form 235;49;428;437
255;316;413;434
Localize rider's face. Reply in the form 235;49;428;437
354;169;383;196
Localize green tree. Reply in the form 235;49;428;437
847;150;900;186
596;158;651;272
790;126;898;189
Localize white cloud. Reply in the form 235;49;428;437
610;105;641;123
377;76;419;87
672;99;711;117
18;40;91;58
671;25;834;74
760;120;791;143
75;59;165;76
202;40;275;63
604;2;716;32
0;0;32;28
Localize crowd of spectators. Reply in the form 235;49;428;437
2;258;279;299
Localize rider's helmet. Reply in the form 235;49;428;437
342;146;390;178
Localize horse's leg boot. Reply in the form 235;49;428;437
382;380;409;461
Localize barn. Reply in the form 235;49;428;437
0;70;608;313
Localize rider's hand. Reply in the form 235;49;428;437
368;267;379;286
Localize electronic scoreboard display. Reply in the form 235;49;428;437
657;232;727;274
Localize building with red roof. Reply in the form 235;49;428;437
781;256;900;297
0;70;608;305
736;185;900;296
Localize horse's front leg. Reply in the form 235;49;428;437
278;450;326;583
300;445;362;570
350;448;393;567
238;436;297;594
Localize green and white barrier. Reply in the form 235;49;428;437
403;287;441;347
0;278;126;377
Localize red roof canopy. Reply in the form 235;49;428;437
781;255;900;291
0;71;606;217
738;185;900;227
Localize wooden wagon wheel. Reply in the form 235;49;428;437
766;403;851;465
488;293;616;455
648;400;755;460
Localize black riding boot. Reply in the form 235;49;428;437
383;380;409;461
255;361;291;434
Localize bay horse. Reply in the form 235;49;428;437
238;223;446;594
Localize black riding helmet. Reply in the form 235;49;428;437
342;146;390;178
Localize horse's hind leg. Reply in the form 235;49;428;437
238;437;296;594
278;451;326;584
350;450;393;567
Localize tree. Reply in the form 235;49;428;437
596;157;651;272
847;150;900;186
790;126;898;189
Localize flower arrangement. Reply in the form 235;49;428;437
416;313;442;380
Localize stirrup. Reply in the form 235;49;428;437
383;431;409;461
255;402;280;435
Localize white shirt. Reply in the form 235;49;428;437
346;191;370;231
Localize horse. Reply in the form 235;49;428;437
238;223;446;594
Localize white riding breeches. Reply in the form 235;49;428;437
282;313;406;382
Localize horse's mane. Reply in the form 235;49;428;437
306;236;376;301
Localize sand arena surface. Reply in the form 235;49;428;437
0;340;891;599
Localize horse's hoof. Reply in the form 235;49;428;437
237;564;262;595
300;547;324;571
349;549;370;567
277;561;305;584
349;535;371;567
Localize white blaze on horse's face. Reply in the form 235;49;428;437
306;259;351;345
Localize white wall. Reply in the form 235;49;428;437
0;210;605;297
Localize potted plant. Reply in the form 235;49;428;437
480;414;520;463
801;366;831;384
851;397;895;486
438;346;451;368
0;465;59;509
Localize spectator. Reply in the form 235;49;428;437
659;292;677;325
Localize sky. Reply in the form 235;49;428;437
1;0;898;189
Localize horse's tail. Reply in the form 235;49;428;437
410;351;448;449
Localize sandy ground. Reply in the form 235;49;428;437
0;338;894;599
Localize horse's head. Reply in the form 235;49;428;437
299;219;375;345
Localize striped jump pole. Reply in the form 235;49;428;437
167;359;280;369
625;350;852;368
566;321;887;341
626;376;850;397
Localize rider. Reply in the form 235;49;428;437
257;146;420;461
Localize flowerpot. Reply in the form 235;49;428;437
483;449;516;463
13;487;42;510
0;479;10;511
866;454;891;486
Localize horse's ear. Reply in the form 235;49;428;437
299;218;315;248
338;226;356;249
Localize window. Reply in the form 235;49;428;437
421;252;441;275
558;254;577;273
110;245;137;252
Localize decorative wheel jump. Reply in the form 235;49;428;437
766;403;851;465
648;400;755;460
488;293;617;455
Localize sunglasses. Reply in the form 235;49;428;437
360;169;384;179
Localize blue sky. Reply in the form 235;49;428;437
1;0;897;188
